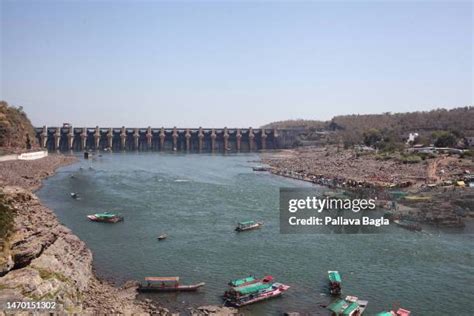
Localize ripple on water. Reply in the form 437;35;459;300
38;153;474;315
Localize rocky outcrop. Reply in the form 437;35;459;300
0;186;154;314
0;101;37;150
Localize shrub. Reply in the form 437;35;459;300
399;154;422;164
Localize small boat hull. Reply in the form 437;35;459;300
137;282;205;292
328;270;342;295
235;222;263;232
225;284;290;307
87;215;123;223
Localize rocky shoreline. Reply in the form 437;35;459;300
0;155;236;315
261;147;474;227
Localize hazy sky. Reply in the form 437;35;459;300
1;1;472;127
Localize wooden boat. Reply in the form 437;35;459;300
235;221;263;232
252;166;269;172
224;276;274;299
137;277;205;292
327;295;368;315
393;219;421;232
328;270;342;295
224;282;290;307
157;234;168;240
87;212;123;223
376;308;411;316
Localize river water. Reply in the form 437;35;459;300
37;153;474;315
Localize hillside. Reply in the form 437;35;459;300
0;101;37;152
262;107;474;147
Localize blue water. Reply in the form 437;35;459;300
37;153;474;315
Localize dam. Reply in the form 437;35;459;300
34;126;298;152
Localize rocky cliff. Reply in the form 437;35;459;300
0;101;37;152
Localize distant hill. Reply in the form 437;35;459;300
0;101;37;152
262;119;328;130
262;107;474;147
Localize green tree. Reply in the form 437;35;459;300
363;128;382;147
432;131;457;147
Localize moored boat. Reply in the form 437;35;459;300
87;212;123;223
228;275;272;287
328;270;342;295
327;295;368;315
235;220;263;232
224;282;290;307
137;277;205;292
224;275;274;299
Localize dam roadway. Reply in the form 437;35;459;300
35;126;298;152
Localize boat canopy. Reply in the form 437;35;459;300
375;312;393;316
327;299;349;313
328;271;342;283
229;276;255;287
94;212;117;218
145;277;179;282
342;302;359;316
396;308;411;316
327;299;360;315
238;221;255;226
235;282;271;295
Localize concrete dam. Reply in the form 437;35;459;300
35;126;298;152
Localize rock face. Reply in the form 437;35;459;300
0;186;152;314
0;101;37;150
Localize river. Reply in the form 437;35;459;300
37;152;474;315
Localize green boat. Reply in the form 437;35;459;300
235;282;272;295
327;296;368;316
328;270;342;295
223;280;290;307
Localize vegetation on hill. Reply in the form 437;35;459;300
262;107;474;149
262;119;327;130
0;101;37;151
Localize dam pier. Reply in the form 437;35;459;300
35;126;297;152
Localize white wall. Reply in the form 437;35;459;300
0;150;48;162
18;151;48;160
